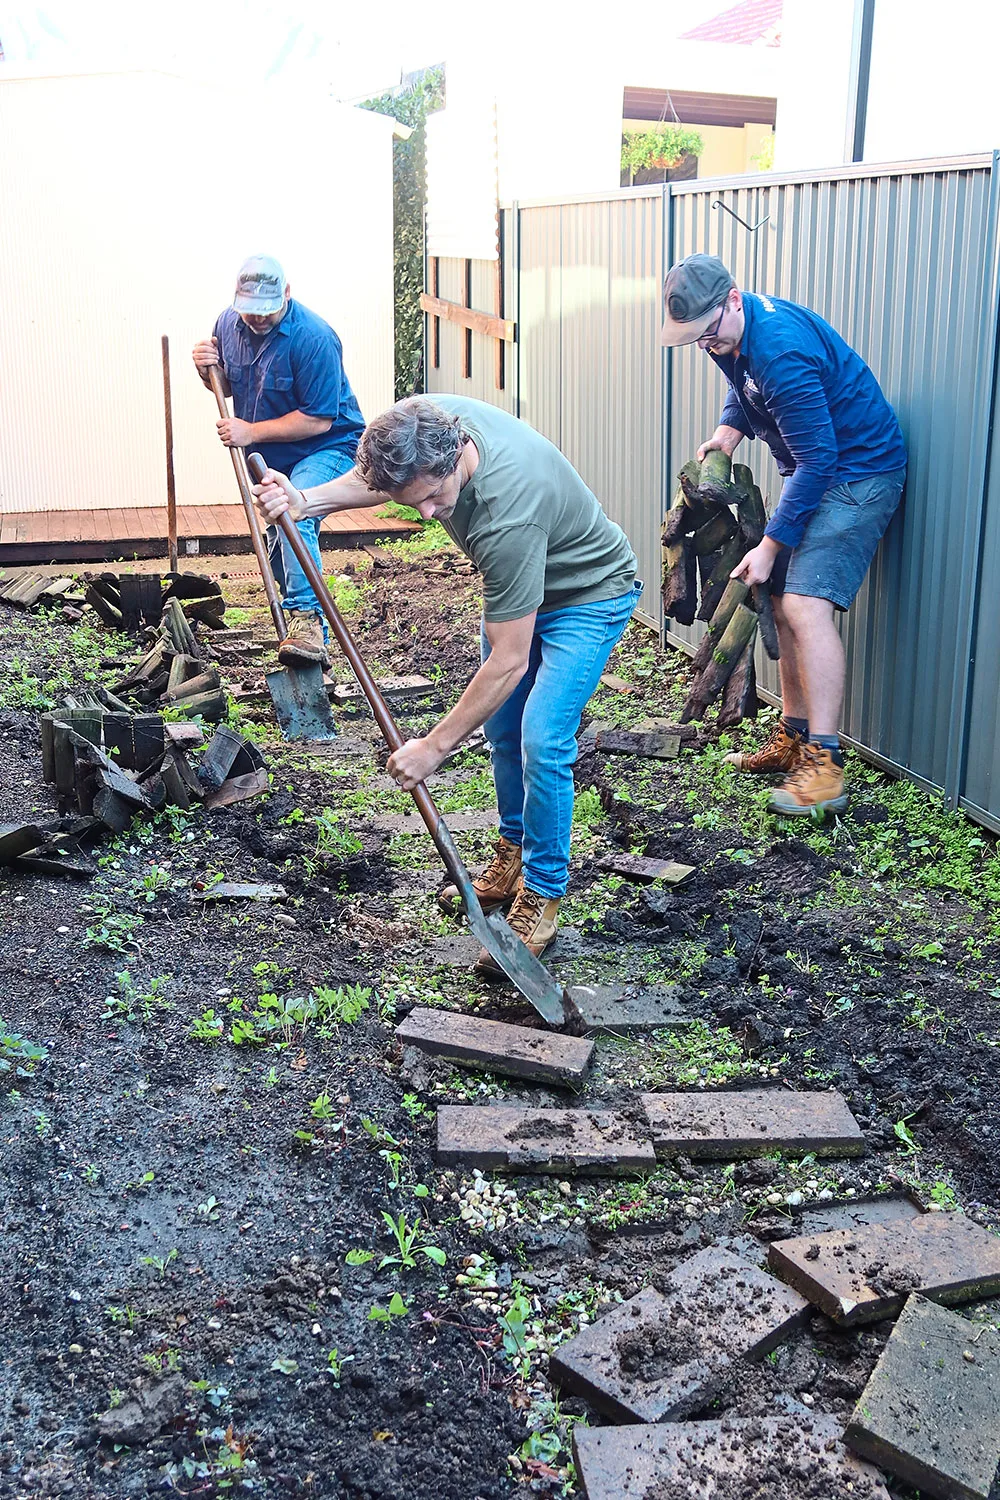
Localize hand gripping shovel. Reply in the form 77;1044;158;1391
206;367;337;741
247;453;569;1026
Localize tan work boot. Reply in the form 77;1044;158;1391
277;611;329;668
438;835;522;915
768;744;848;818
725;721;805;774
475;880;560;978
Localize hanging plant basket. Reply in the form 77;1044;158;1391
621;124;704;179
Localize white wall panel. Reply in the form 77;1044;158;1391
0;70;394;512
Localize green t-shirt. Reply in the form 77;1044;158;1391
432;396;637;622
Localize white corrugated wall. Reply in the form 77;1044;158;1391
0;69;394;512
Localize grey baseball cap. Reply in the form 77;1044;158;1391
233;254;287;315
661;253;735;346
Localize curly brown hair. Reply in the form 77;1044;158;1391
355;397;468;493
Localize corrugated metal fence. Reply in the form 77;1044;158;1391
426;153;1000;833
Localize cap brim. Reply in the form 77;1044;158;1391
233;295;284;315
660;308;716;348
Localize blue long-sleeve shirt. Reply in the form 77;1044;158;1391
711;292;906;549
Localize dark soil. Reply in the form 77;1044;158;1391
1;544;998;1499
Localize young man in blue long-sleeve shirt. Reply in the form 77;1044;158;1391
661;254;906;817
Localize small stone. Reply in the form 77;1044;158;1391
766;1192;784;1205
206;1317;222;1330
68;1344;83;1355
559;1182;573;1198
786;1191;804;1207
274;913;297;929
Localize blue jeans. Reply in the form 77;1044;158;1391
482;582;642;900
266;448;357;617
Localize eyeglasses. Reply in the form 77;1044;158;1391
695;303;727;348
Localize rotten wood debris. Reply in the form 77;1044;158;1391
0;566;226;633
36;703;266;843
661;453;782;725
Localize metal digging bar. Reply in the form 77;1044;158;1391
246;452;569;1027
206;367;336;741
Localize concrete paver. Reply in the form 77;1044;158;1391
436;1105;655;1175
549;1245;809;1422
846;1293;1000;1500
769;1211;1000;1325
642;1087;865;1159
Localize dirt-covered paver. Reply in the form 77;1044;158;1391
0;528;998;1498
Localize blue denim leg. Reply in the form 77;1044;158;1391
266;449;357;618
482;584;642;899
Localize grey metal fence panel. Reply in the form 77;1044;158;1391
516;204;563;446
667;161;998;800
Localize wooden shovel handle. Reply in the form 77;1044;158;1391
205;365;286;641
245;452;465;879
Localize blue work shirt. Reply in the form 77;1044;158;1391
711;292;906;549
213;298;365;475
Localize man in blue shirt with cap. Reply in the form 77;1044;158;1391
661;253;906;818
193;255;365;667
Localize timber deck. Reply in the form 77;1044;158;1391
0;504;419;565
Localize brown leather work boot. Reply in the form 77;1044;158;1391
277;611;329;668
475;880;560;978
438;835;522;915
768;744;848;818
725;721;805;774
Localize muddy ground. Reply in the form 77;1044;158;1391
0;530;998;1499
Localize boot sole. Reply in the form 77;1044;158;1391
731;761;801;775
767;793;848;818
278;648;330;669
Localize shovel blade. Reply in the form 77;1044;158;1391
265;664;338;741
462;895;569;1026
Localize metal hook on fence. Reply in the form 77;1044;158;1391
712;200;770;232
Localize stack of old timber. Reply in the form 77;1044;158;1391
661;452;780;726
111;598;226;721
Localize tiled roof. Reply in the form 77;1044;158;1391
680;0;782;46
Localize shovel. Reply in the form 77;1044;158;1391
246;452;569;1027
206;366;337;741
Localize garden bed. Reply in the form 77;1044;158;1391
0;536;997;1499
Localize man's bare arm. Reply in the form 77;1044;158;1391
386;614;536;790
253;465;395;520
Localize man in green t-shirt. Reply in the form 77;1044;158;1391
253;395;640;974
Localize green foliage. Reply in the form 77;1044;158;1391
314;808;364;860
621;123;704;178
572;787;605;828
378;517;456;557
0;1021;47;1078
363;65;446;397
345;1248;374;1266
751;133;775;171
327;574;371;616
378;1210;447;1270
310;983;372;1025
103;971;171;1025
83;908;143;954
326;1348;353;1385
368;1290;409;1324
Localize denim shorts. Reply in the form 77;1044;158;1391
770;468;906;610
